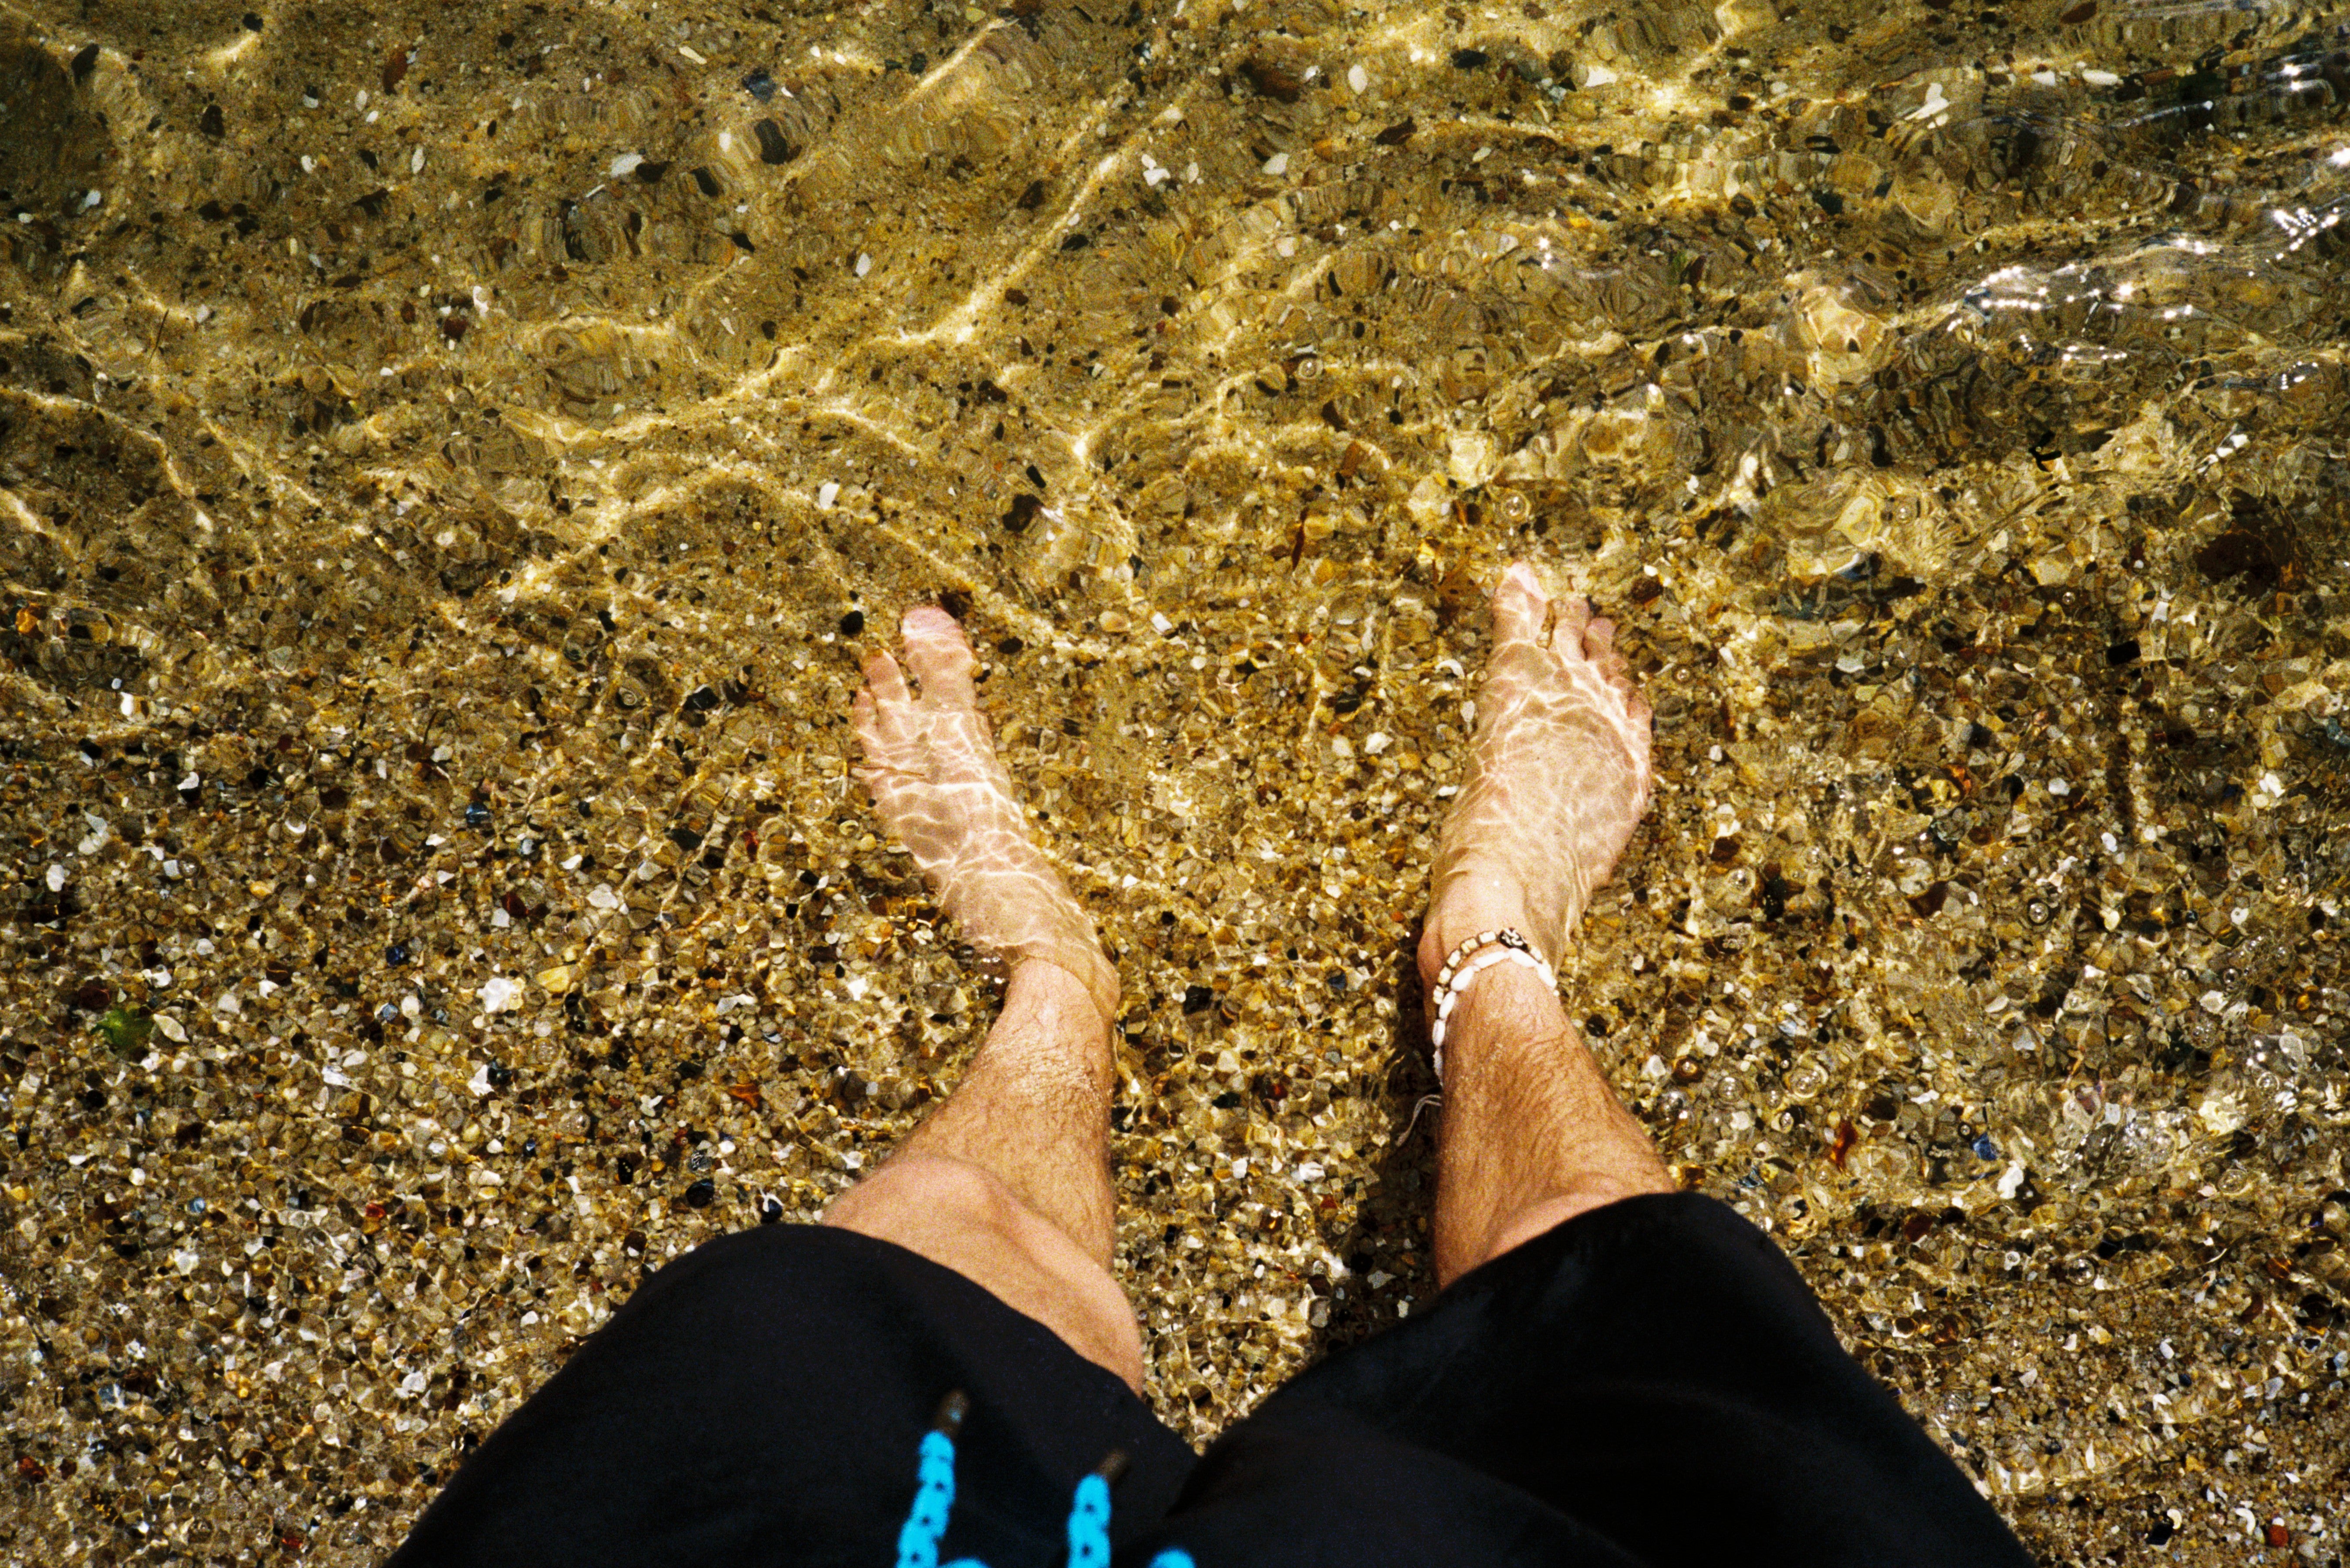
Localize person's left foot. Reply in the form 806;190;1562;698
852;607;1119;1025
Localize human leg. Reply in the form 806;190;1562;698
823;960;1142;1387
1122;563;2029;1567
1416;563;1674;1286
823;607;1143;1390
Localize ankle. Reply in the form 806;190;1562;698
1420;881;1535;992
1005;955;1117;1033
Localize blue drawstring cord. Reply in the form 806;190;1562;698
892;1393;1193;1568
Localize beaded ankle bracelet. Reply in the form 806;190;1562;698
1427;928;1556;1082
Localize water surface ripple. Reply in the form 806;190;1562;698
3;0;2348;1559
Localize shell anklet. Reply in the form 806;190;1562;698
1427;928;1556;1082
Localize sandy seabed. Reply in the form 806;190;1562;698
3;0;2348;1561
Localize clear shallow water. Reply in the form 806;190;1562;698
2;0;2348;1560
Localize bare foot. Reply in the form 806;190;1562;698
851;607;1119;1025
1419;562;1653;994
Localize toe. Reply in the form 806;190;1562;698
862;648;912;707
1584;614;1628;678
1548;592;1593;655
1490;562;1550;649
1586;615;1644;693
900;606;978;707
850;687;900;771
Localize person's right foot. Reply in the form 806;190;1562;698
852;607;1119;1025
1419;563;1654;995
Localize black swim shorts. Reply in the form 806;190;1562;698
386;1192;2034;1567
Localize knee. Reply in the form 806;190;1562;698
824;1153;1029;1242
823;1155;1146;1392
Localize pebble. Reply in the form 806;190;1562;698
7;12;2342;1556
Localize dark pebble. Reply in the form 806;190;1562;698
386;942;411;966
684;1178;716;1208
2190;531;2284;597
199;103;225;138
1325;970;1347;992
839;609;865;636
1450;47;1489;67
753;118;794;164
759;1195;785;1224
742;66;776;100
242;11;263;29
71;43;99;82
684;685;720;711
465;802;491;829
1182;984;1216;1015
668;825;704;852
1973;1135;2000;1161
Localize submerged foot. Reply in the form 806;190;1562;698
1419;562;1654;993
852;607;1118;1025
